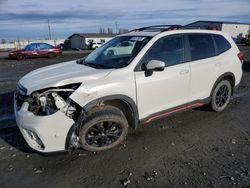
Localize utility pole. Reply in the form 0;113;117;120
115;21;118;34
48;19;52;40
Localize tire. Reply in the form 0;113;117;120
210;80;232;112
16;54;25;60
48;52;56;58
78;106;129;152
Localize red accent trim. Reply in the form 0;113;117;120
145;102;204;124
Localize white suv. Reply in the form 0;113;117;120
14;26;244;153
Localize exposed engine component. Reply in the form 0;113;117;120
36;89;77;117
39;96;47;112
51;92;69;112
18;84;81;118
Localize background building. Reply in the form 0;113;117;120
68;33;117;50
186;20;250;42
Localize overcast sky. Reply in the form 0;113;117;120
0;0;250;40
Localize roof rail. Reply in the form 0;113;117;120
130;25;183;32
130;24;220;33
182;25;220;30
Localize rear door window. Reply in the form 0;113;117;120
38;43;53;50
188;34;216;61
213;34;231;54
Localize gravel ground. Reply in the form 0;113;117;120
0;47;250;188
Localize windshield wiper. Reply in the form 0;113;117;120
76;58;85;64
83;62;112;69
77;58;113;69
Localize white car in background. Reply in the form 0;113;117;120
92;42;103;49
104;41;135;56
15;25;243;153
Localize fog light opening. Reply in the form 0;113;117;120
25;129;45;150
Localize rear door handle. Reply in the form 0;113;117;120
179;69;189;75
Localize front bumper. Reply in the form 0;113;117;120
14;95;74;153
9;53;16;59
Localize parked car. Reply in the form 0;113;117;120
14;26;243;153
104;41;135;56
9;43;62;60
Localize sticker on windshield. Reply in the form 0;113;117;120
130;37;146;41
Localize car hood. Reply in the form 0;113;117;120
19;60;113;95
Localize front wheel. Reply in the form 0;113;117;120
17;54;25;60
210;80;232;112
78;106;129;152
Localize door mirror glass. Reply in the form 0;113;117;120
146;60;165;71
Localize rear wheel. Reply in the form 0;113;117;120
78;106;129;152
210;80;232;112
16;54;25;60
48;52;56;58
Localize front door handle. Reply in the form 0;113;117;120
179;69;189;75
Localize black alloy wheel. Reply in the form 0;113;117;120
85;121;123;147
211;80;232;112
215;85;230;107
78;105;129;152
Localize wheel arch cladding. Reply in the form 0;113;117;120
83;95;139;129
211;72;235;96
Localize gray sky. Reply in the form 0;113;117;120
0;0;250;40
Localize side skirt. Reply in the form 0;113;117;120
140;98;211;125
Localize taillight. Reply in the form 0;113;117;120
237;52;244;63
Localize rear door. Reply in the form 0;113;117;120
37;43;53;56
187;33;217;101
135;34;191;119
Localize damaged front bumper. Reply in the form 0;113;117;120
14;95;75;153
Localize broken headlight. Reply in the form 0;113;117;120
27;83;81;118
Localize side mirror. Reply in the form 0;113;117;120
146;60;165;71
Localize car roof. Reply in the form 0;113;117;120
28;43;51;45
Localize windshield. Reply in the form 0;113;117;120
83;36;152;69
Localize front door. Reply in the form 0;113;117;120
37;43;53;56
24;44;38;57
135;34;191;120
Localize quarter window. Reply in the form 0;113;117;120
141;35;185;67
213;34;231;54
188;34;216;61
